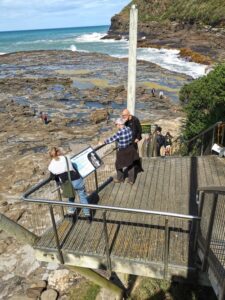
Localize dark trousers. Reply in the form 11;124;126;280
117;164;135;182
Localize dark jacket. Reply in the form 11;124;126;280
50;170;80;184
115;144;139;170
156;134;166;148
125;115;142;143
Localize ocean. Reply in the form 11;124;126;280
0;25;206;79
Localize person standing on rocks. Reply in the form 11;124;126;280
48;147;91;221
151;88;156;97
43;113;48;124
39;111;44;121
159;91;164;99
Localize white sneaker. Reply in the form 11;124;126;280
67;208;76;215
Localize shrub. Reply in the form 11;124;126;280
180;64;225;139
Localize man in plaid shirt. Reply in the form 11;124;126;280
104;118;139;184
104;119;132;149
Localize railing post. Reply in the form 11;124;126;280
194;191;204;252
219;277;225;300
49;205;64;264
103;211;112;274
57;185;65;218
163;217;169;279
94;169;99;192
221;125;225;145
200;134;204;156
202;193;218;272
211;127;216;153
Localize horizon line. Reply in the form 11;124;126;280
0;24;109;34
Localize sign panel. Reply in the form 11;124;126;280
141;123;151;134
71;146;102;178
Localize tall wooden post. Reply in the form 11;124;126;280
127;5;138;115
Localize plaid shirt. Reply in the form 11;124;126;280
104;126;133;149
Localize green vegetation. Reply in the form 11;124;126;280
179;64;225;139
121;0;225;27
68;280;100;300
163;0;225;27
129;277;217;300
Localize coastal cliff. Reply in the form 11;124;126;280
105;0;225;63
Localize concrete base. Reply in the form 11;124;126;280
35;249;196;280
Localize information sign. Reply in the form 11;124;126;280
71;147;102;178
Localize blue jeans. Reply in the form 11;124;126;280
68;178;90;216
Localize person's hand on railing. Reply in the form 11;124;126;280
95;142;105;151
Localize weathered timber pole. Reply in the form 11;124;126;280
67;266;124;300
0;213;39;245
127;4;138;115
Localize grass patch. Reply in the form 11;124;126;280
68;280;100;300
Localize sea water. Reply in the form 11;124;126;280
0;25;206;78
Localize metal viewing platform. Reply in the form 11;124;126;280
20;142;225;300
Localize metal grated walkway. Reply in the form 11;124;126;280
33;156;225;278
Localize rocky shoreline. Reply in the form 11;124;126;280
104;17;225;63
0;50;187;299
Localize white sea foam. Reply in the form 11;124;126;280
15;39;57;45
70;45;77;52
75;32;106;42
112;47;207;78
75;32;127;43
137;48;207;78
69;45;89;53
0;53;6;55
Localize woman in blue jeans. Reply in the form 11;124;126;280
48;147;91;220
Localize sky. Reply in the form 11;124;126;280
0;0;131;32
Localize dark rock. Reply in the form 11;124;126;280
90;109;109;124
40;289;58;300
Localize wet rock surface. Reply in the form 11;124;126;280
0;50;186;299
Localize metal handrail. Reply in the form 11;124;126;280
198;186;225;194
196;187;225;299
22;139;199;220
22;179;200;278
21;195;200;221
183;121;225;156
21;142;200;279
188;121;222;144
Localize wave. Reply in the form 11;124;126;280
0;52;6;55
75;32;127;43
137;48;207;78
112;47;206;78
70;45;77;52
15;39;58;45
69;45;89;53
